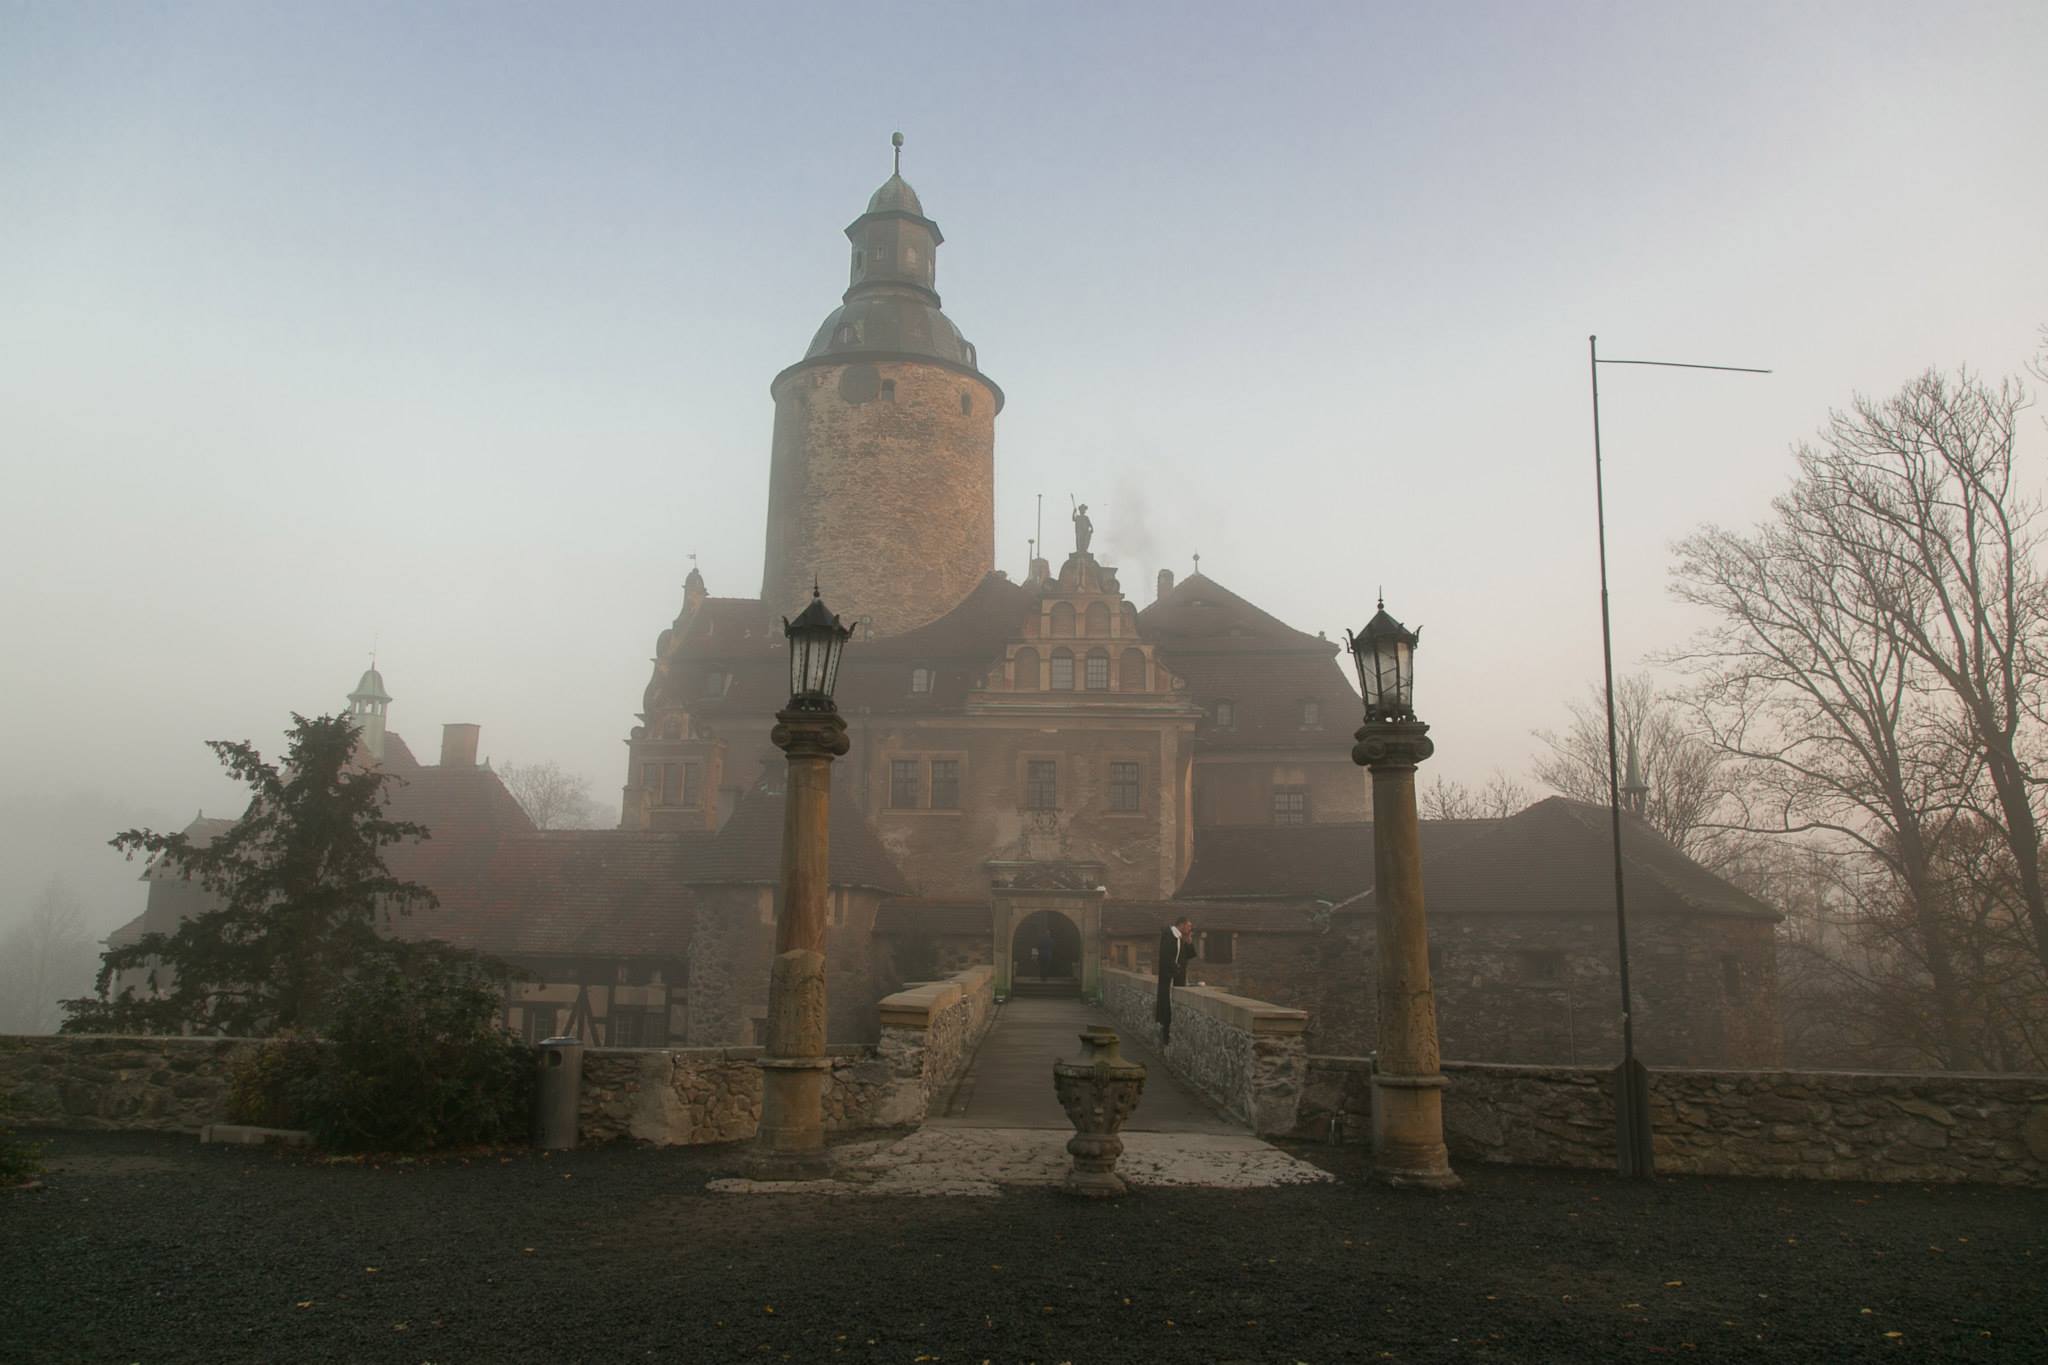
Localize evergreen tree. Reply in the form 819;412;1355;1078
63;713;447;1036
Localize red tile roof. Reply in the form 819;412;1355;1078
394;830;711;958
1137;573;1362;751
1384;797;1779;921
684;773;911;894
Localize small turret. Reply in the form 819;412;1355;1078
347;662;392;762
1620;735;1650;816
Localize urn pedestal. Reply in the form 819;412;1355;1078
1052;1026;1147;1198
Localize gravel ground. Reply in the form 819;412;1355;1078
3;1129;2044;1365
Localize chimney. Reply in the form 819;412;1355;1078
440;723;481;768
1156;568;1175;602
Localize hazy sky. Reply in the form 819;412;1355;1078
4;2;2044;934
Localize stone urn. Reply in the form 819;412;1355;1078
1052;1026;1147;1197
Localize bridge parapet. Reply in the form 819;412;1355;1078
1098;967;1307;1134
876;965;997;1123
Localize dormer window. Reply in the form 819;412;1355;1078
1215;700;1236;729
1300;700;1321;728
910;667;934;694
701;671;727;699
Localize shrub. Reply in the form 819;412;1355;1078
290;954;536;1152
0;1089;41;1185
224;1034;324;1129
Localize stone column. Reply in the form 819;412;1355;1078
746;706;850;1180
1354;718;1460;1190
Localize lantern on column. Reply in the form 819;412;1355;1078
784;584;853;710
1345;596;1420;721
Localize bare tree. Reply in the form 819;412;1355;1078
1784;369;2048;973
0;880;100;1034
1666;362;2048;1069
1531;674;1731;859
1420;771;1532;821
498;760;602;830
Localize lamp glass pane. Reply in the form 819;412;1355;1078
1394;638;1414;709
821;631;845;698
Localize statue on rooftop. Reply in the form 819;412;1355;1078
1072;499;1093;556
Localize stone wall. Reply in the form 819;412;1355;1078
579;966;996;1145
1290;1056;2048;1186
1101;967;1307;1135
875;966;996;1120
574;1043;900;1145
1;1035;253;1132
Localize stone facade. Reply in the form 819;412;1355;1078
1177;906;1782;1069
1;1034;253;1132
1100;967;1307;1135
763;359;998;637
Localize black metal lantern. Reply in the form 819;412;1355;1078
784;585;853;710
1346;596;1420;721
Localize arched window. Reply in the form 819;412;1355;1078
1050;602;1076;638
1085;649;1110;690
910;667;934;694
1084;601;1110;637
1215;700;1236;729
960;392;972;416
1118;649;1147;692
1050;648;1075;690
1012;648;1040;691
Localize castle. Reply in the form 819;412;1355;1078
115;143;1784;1069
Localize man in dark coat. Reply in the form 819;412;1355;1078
1155;915;1197;1044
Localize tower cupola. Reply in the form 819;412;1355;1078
347;662;392;762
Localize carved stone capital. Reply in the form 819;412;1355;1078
1352;718;1434;771
772;707;851;760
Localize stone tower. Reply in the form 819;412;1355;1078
761;135;1003;637
348;663;391;762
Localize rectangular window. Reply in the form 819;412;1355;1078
1025;760;1058;810
1109;761;1140;811
610;1008;644;1048
1199;930;1235;963
641;763;661;792
890;759;923;809
681;761;702;808
1519;950;1565;985
930;759;961;810
524;1004;559;1044
1086;653;1110;690
1273;787;1308;826
662;763;683;804
1721;955;1745;997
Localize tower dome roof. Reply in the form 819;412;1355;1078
350;666;391;703
773;134;1000;409
865;173;924;217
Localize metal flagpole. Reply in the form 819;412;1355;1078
1587;335;1770;1178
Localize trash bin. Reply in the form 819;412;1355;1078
534;1035;585;1150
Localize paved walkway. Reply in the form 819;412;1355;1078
714;995;1339;1196
929;994;1239;1134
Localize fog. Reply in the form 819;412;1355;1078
4;1;2044;972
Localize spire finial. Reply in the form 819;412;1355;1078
891;130;904;175
1376;587;1385;610
812;574;821;599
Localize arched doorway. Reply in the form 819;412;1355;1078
1011;909;1082;993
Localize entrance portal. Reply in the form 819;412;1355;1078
1010;910;1082;993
